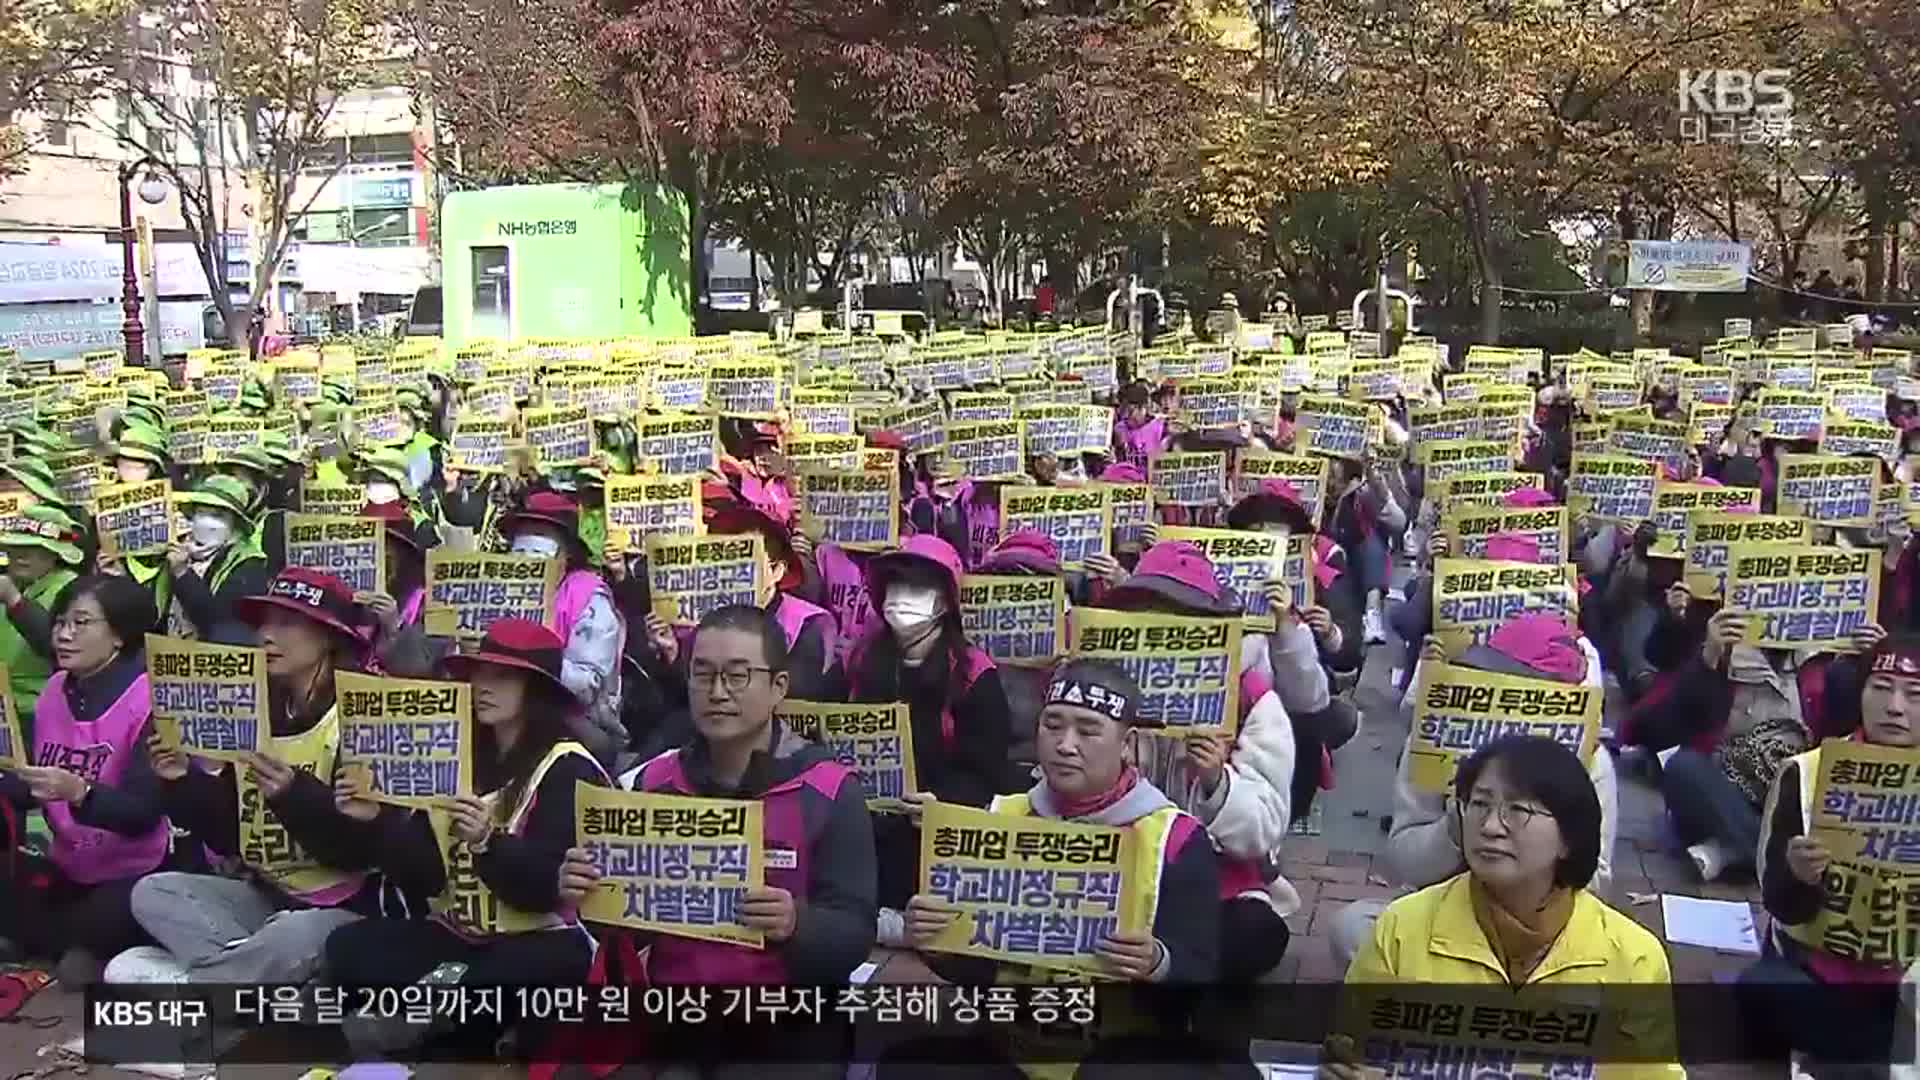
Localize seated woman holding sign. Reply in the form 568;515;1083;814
0;505;88;733
0;577;195;985
325;619;609;1059
110;568;390;984
1734;632;1920;1071
845;534;1013;946
1329;613;1618;970
1318;735;1678;1080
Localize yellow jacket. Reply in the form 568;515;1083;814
1345;873;1685;1078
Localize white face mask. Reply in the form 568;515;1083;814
188;512;232;557
1256;522;1292;539
365;481;402;506
883;585;945;637
511;533;562;559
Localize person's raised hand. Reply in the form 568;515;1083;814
1665;581;1692;621
17;765;87;804
603;538;628;583
241;751;296;799
1300;605;1336;643
789;530;816;567
445;793;494;846
147;730;188;781
557;847;602;905
1785;835;1831;887
644;612;678;666
903;893;960;948
1184;733;1230;795
1094;929;1164;981
1701;607;1748;670
332;771;380;822
739;886;798;943
1427;529;1452;561
1850;621;1888;656
354;590;402;634
1419;634;1448;665
1083;551;1127;588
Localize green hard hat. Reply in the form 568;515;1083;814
114;423;171;468
0;457;65;508
0;503;85;566
176;474;257;530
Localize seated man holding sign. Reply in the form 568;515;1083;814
1736;633;1920;1070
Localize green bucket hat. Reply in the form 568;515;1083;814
0;503;86;566
0;458;65;507
239;381;272;412
356;446;413;489
216;444;277;478
114;423;171;468
176;474;258;531
122;401;166;431
262;429;300;466
323;379;355;406
396;387;429;418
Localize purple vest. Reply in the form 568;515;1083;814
636;749;854;984
1115;416;1166;469
35;670;170;884
771;593;836;675
815;545;872;667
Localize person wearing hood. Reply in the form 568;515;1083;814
166;475;270;641
1329;613;1619;969
500;492;626;767
1319;736;1676;1079
0;504;88;734
1653;602;1880;883
898;660;1219;1045
555;605;875;1075
0;577;188;985
846;534;1013;946
113;568;390;984
1734;632;1920;1072
649;496;840;703
354;500;441;677
1098;540;1300;981
326;620;609;1059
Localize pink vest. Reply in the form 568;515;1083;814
770;593;836;675
1115;416;1166;469
552;569;609;644
637;749;854;984
737;471;795;527
399;587;425;627
847;632;995;751
35;671;170;885
816;545;873;667
964;496;1001;570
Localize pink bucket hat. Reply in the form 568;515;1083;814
1099;463;1146;484
1103;540;1240;616
864;534;966;616
1461;612;1587;684
1484;530;1543;564
1227;478;1316;533
979;528;1060;575
1502;486;1557;508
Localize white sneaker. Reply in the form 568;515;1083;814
1363;608;1387;645
1687;840;1734;882
103;946;188;985
876;907;907;948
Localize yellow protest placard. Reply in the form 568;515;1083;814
784;433;864;474
1804;738;1920;968
521;405;593;467
959;574;1066;667
1823;421;1899;461
1159;526;1312;632
1433;471;1544;508
941;420;1026;481
335;672;472;809
449;419;515;473
1607;414;1690;474
795;469;898;552
1070;608;1241;735
575;784;765;948
919;802;1151;977
1690;403;1734;446
1406;662;1602;793
776;701;917;812
0;664;22;769
1422;440;1516;487
705;359;783;417
1148;451;1226;508
1232;451;1328;526
1727;545;1879;650
284;514;386;596
1097;480;1152;553
93;479;171;558
646;533;771;628
1431;558;1579;657
1778;453;1881;526
146;634;268;763
205;417;263;459
1441;504;1570;565
1645;482;1760;556
1295;394;1370;459
1683;514;1809;601
1332;982;1627;1078
423;552;562;640
632;414;719;476
604;474;702;550
1566;455;1658;522
1755;389;1827;439
1000;486;1111;572
1016;404;1112;459
298;482;364;517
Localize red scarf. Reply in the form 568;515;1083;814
1053;765;1140;820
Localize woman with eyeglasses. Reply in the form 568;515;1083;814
0;576;194;985
1318;735;1678;1079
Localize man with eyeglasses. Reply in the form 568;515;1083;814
556;603;875;1074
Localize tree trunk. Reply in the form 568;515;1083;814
1864;174;1892;301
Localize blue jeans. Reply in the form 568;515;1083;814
1660;748;1762;865
1351;533;1390;597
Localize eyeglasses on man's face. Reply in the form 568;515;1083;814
689;663;775;695
1461;795;1554;830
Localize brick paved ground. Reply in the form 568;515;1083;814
0;592;1786;1077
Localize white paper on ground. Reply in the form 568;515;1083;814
1660;893;1760;954
849;960;879;984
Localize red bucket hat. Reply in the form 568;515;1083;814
501;491;580;539
362;500;422;553
707;499;801;591
865;534;965;616
443;618;571;700
1227;477;1315;534
1103;540;1240;617
979;528;1060;575
235;566;367;641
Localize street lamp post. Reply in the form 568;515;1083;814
118;156;172;367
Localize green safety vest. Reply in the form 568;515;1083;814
127;555;171;632
577;506;606;567
313;459;349;487
2;567;77;743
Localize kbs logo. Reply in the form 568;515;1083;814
1677;69;1793;114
